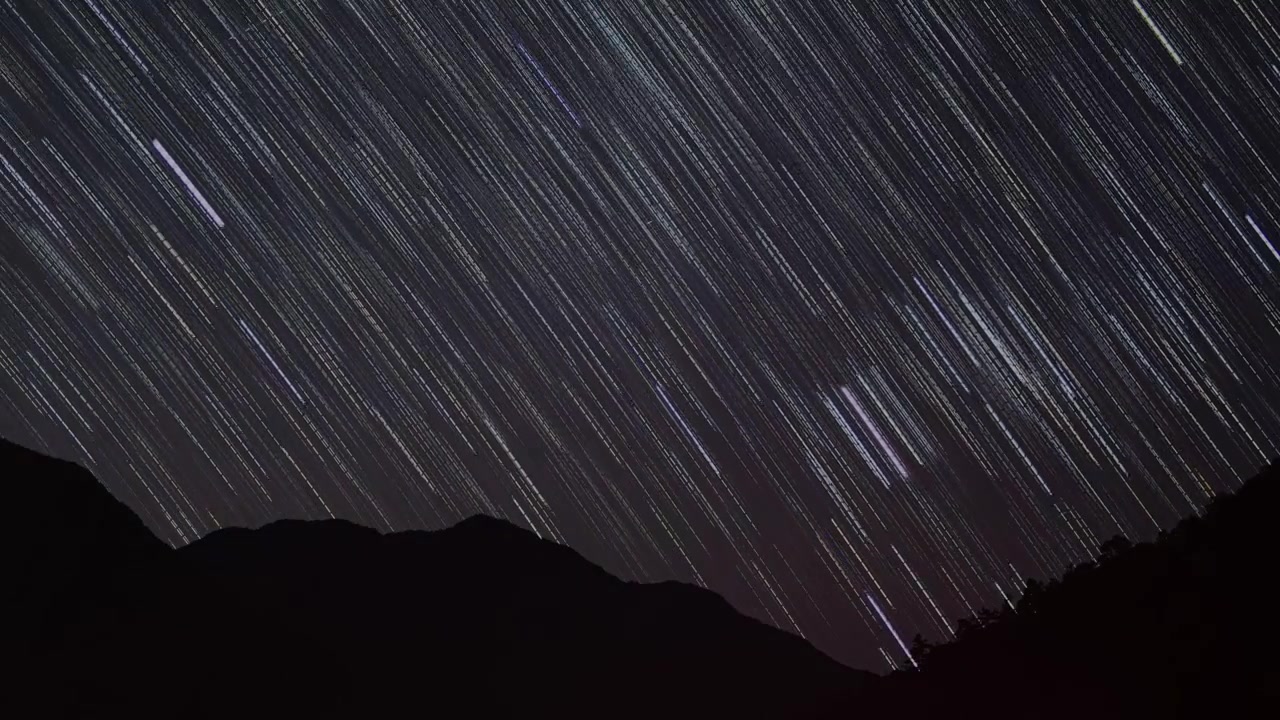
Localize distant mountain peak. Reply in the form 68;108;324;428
450;512;529;534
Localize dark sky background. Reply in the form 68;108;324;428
3;0;1280;671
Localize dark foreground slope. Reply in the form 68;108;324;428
863;459;1280;719
0;438;868;719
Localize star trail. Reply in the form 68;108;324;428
3;0;1280;671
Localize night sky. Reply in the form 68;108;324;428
3;0;1280;671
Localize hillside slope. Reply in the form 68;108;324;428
865;458;1280;718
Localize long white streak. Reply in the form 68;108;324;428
1246;214;1280;265
152;139;226;227
867;593;917;668
238;319;304;403
841;386;910;478
1132;0;1185;66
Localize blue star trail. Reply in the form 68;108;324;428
3;0;1279;671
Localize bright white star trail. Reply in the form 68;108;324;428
2;1;1279;671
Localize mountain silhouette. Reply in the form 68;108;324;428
1;437;868;719
860;457;1280;719
8;433;1279;718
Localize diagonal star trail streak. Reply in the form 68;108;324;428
151;138;226;228
2;0;1280;670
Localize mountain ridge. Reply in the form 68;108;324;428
1;436;868;719
8;433;1278;718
